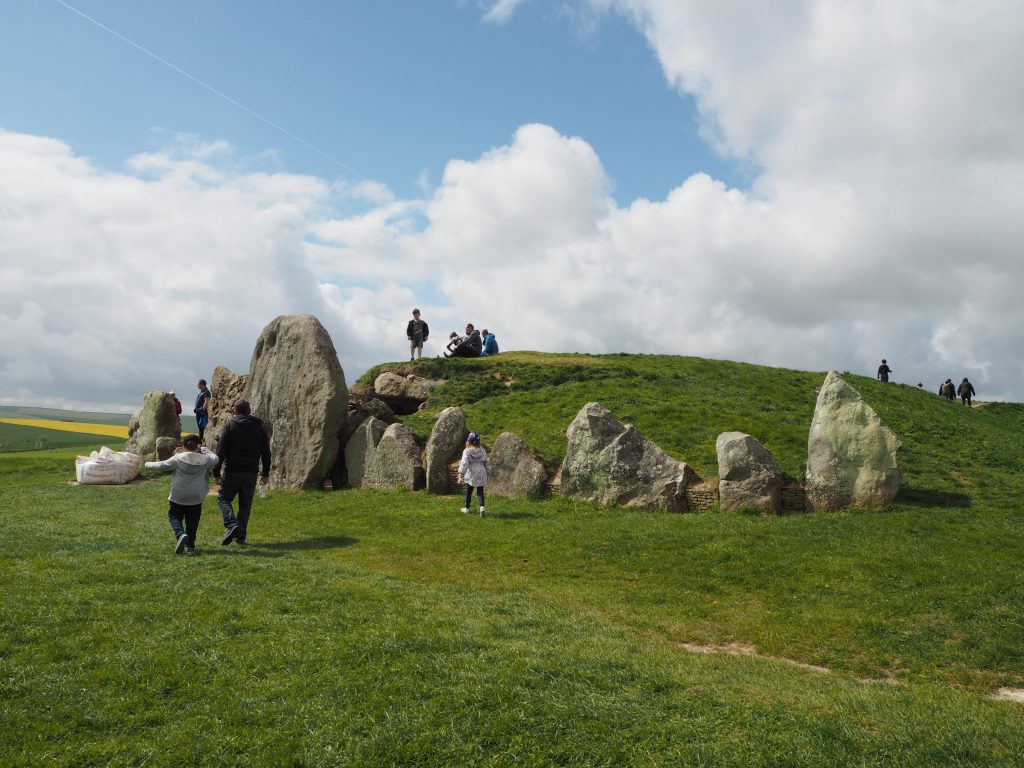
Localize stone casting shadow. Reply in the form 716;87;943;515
898;487;971;508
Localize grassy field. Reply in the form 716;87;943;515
2;353;1023;766
0;421;125;453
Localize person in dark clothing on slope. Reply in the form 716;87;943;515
194;379;212;443
957;377;976;407
876;359;892;382
939;379;956;400
446;324;482;358
406;308;429;362
214;400;271;546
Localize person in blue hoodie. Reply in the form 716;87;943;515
480;329;499;356
145;434;219;554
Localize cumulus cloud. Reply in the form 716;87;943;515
3;1;1024;409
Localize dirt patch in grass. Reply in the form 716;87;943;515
990;688;1024;703
677;641;831;674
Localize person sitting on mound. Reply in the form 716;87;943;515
480;328;499;356
445;324;482;358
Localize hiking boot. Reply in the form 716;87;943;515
460;507;469;514
175;533;189;554
221;525;238;546
479;506;486;517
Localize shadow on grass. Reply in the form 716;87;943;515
253;535;359;552
898;487;972;508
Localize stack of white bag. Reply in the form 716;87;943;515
75;446;143;485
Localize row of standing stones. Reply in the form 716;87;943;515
124;314;901;513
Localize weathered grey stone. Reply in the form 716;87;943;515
560;402;696;511
489;432;547;499
716;432;783;513
806;371;901;510
155;436;179;461
373;371;442;415
330;399;396;488
424;407;467;494
245;315;348;489
123;391;180;460
344;416;387;488
204;366;249;449
364;422;425;490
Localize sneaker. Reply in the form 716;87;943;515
460;507;469;514
175;533;189;554
479;506;486;517
221;525;238;546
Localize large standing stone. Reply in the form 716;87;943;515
344;416;387;488
424;407;467;494
245;315;348;489
204;365;249;449
123;391;179;459
560;402;695;511
364;423;426;490
716;432;784;513
489;432;547;499
806;371;901;510
331;399;396;487
373;372;442;415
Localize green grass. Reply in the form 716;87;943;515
3;354;1024;766
0;422;124;453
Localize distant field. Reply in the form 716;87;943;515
0;422;124;453
0;405;131;425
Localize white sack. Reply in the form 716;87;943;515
75;446;142;485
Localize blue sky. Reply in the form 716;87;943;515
2;0;1023;409
3;1;739;205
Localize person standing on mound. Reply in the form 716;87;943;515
145;434;218;555
214;400;271;547
458;432;491;517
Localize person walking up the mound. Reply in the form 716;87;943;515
145;433;218;555
214;400;271;547
957;377;976;406
458;432;491;517
876;359;892;382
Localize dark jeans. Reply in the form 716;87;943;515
168;501;202;547
218;472;257;542
961;395;972;406
451;346;480;358
464;485;485;508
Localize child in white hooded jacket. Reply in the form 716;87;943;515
458;432;491;517
145;434;219;554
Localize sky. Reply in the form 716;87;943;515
1;0;1023;411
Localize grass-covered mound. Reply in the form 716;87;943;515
4;354;1024;766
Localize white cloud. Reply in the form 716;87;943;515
4;1;1024;409
482;0;531;24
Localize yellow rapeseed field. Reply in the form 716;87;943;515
0;418;129;439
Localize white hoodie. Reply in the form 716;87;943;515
145;449;219;505
458;446;491;487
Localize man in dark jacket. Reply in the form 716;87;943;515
957;377;976;407
448;324;482;358
214;400;271;546
876;359;892;382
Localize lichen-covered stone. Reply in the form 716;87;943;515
560;402;695;511
806;371;901;510
123;391;179;460
489;432;547;499
424;407;467;494
716;432;783;513
363;423;425;491
344;416;387;488
373;372;442;415
245;315;348;489
155;436;179;461
204;365;249;449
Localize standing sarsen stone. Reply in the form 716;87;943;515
806;371;901;510
489;432;547;500
561;402;695;511
716;432;783;513
424;407;467;494
124;391;179;460
245;315;348;489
